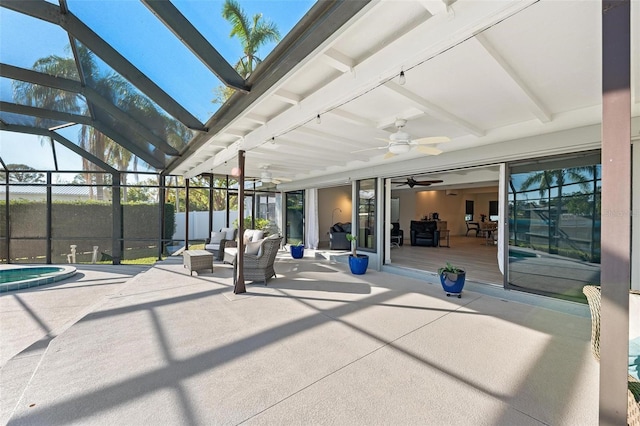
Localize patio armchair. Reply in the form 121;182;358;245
223;229;265;265
240;235;283;285
582;285;640;425
205;227;237;261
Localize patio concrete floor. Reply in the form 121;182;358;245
1;251;598;425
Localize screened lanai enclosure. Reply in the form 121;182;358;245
0;0;322;264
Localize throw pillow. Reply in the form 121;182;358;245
221;227;235;240
210;231;226;244
245;240;262;256
251;230;264;242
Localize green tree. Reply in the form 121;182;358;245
13;46;192;200
222;0;281;78
0;164;45;183
213;0;281;105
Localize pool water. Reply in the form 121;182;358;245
0;266;77;292
0;267;64;283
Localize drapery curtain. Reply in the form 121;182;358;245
497;163;505;275
305;188;319;249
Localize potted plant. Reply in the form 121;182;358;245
346;233;368;275
438;262;466;298
289;240;305;259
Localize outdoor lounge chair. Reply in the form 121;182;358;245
582;285;640;425
236;235;283;285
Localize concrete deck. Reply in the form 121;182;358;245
1;251;598;425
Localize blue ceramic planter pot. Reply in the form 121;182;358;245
290;245;304;259
439;271;466;297
348;254;369;275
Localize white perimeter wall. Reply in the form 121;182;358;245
173;210;239;241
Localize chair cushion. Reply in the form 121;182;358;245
245;240;263;256
221;227;235;240
242;229;263;244
210;231;226;244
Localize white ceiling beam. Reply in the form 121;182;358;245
223;129;247;138
268;136;371;158
295;127;364;149
326;109;376;127
193;0;535;178
418;0;450;16
273;89;302;105
244;113;268;125
382;81;486;136
473;34;552;123
321;48;356;73
245;149;340;169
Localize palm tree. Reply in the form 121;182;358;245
520;167;593;254
213;0;281;105
222;0;281;79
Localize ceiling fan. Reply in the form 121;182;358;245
352;119;450;159
258;165;292;185
395;177;444;188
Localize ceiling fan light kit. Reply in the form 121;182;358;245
388;143;411;154
350;117;449;158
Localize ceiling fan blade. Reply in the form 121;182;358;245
413;180;443;186
412;136;451;145
351;146;387;153
383;151;397;160
273;177;292;183
375;137;392;142
416;146;443;156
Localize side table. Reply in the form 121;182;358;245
183;250;214;275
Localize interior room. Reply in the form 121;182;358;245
317;166;502;284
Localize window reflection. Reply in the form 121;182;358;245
508;157;601;302
357;179;376;251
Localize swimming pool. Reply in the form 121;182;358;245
0;266;77;293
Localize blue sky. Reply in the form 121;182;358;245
0;0;315;175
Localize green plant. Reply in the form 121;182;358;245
293;240;304;247
346;233;357;256
438;262;464;275
232;216;270;231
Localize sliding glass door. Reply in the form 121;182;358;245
285;191;304;245
507;152;601;302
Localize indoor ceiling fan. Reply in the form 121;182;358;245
395;177;444;188
352;119;450;159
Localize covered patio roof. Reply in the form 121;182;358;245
171;0;639;189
